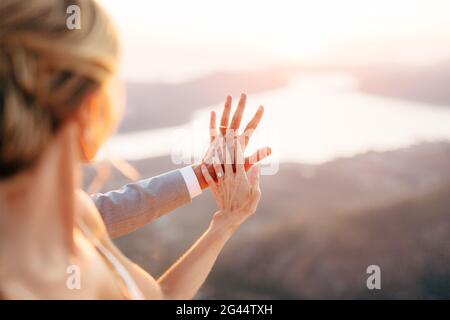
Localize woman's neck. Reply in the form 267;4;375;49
0;124;81;277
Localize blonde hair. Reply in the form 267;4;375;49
0;0;119;179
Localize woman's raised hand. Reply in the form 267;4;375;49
194;94;271;191
201;137;261;232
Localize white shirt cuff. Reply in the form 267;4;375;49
179;166;202;199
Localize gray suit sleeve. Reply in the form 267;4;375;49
91;169;191;238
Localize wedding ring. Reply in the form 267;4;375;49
217;172;223;178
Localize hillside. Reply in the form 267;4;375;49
120;67;291;133
206;182;450;299
94;141;450;299
353;60;450;107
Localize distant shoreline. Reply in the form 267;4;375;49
120;61;450;135
119;67;292;133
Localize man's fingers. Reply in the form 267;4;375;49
220;96;232;135
203;144;214;165
212;156;224;181
244;146;272;171
201;165;217;190
242;105;264;147
230;93;247;131
209;111;217;142
243;105;264;132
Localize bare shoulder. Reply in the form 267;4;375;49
75;189;164;299
75;189;108;239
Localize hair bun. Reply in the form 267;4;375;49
0;0;119;179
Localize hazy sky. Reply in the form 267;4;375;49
98;0;450;82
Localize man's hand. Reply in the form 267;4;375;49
193;93;271;190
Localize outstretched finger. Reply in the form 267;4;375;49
209;111;217;142
244;147;272;171
230;93;247;131
242;105;264;147
214;136;225;164
220;96;232;135
201;165;217;191
212;155;224;182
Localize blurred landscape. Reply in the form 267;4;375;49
84;61;450;299
117;60;450;134
86;0;450;299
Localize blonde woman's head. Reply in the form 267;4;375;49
0;0;121;179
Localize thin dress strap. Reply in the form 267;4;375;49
76;218;144;300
